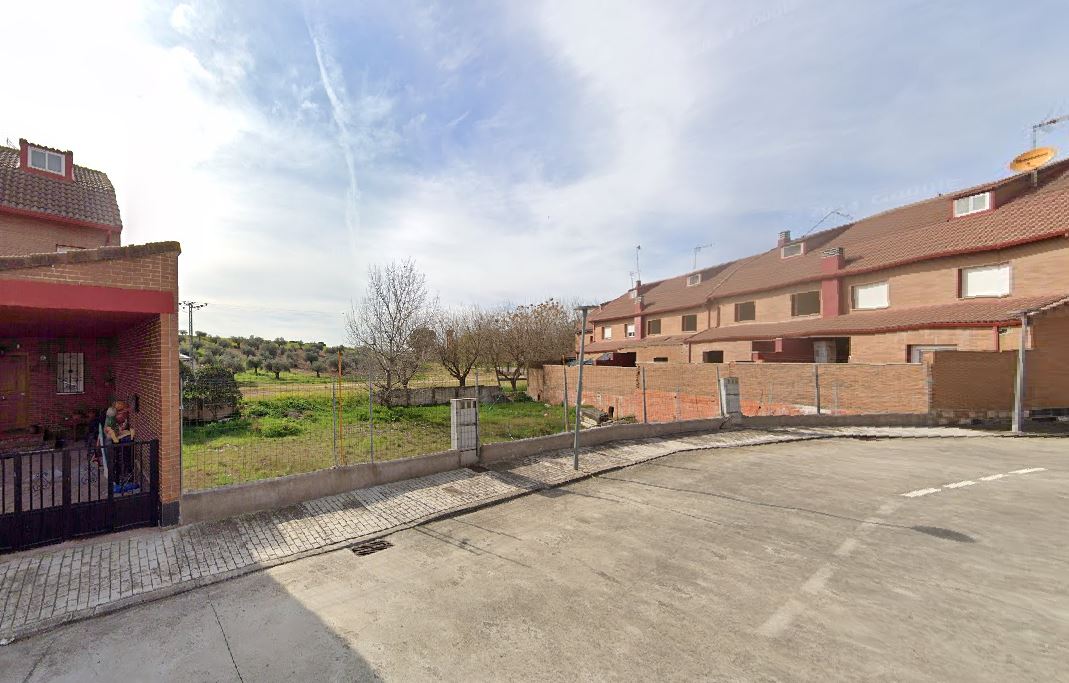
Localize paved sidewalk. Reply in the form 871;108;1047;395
0;426;983;644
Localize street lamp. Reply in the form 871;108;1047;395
573;304;598;470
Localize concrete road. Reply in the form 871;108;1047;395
1;436;1066;681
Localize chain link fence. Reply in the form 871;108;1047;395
181;366;575;492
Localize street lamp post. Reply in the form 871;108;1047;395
573;305;597;470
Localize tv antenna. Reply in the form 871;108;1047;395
800;208;853;239
1009;114;1067;185
692;243;714;270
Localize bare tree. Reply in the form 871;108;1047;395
432;306;487;386
346;259;438;403
486;299;577;391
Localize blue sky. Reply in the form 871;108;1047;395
3;1;1069;344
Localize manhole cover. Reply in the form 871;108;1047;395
350;539;393;556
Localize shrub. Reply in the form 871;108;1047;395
257;417;304;438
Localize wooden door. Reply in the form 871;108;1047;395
0;353;30;431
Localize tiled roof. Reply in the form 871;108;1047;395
584;334;693;354
685;293;1068;343
590;160;1069;322
0;145;122;228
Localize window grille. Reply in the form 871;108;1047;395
57;352;84;394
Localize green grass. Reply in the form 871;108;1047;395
182;394;575;491
234;370;334;385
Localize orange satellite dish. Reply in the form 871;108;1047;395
1010;146;1056;172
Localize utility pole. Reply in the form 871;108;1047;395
179;301;208;339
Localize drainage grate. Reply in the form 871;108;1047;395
350;539;393;556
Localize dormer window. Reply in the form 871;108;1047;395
952;192;991;217
686;273;701;286
28;146;65;175
781;241;804;258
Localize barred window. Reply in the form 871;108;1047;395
57;353;84;394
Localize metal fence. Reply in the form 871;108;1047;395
181;369;575;492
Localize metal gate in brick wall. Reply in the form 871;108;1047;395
0;440;159;552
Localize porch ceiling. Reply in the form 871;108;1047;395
0;305;154;337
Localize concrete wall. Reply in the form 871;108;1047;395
181;448;469;524
479;417;730;464
381;384;504;406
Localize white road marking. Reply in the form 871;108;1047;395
756;599;806;638
801;564;836;595
1010;467;1046;475
901;488;941;498
834;538;859;557
978;474;1006;481
943;480;976;489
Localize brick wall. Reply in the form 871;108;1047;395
0;243;182;522
927;309;1069;416
0;212;115;256
529;361;931;421
689;340;753;362
634;344;690;364
849;328;995;363
5;338;114;431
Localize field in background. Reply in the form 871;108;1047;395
182;392;573;491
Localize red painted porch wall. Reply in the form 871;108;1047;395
6;337;115;433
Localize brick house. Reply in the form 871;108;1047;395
1;139;181;549
586;160;1069;367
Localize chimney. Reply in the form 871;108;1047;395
821;246;845;273
820;247;845;317
777;230;791;247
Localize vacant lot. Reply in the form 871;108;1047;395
182;392;572;491
9;435;1066;680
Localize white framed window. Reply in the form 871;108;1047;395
625;323;635;338
781;242;804;258
961;263;1010;298
952;192;991;217
28;147;65;175
851;281;889;310
686;273;701;286
601;326;613;340
56;353;84;394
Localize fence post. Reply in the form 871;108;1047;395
150;440;161;525
675;384;682;421
562;361;569;433
337;351;344;466
814;364;821;415
368;372;375;464
331;380;338;468
1012;313;1028;433
641;366;648;424
833;383;839;415
62;448;72;539
13;455;22;549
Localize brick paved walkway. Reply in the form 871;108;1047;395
0;426;984;643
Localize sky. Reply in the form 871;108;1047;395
3;1;1068;345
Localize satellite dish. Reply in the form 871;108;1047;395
1009;146;1056;173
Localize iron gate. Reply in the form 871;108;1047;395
0;439;159;552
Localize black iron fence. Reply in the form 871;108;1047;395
0;439;159;552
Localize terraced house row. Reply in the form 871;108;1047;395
585;160;1069;366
